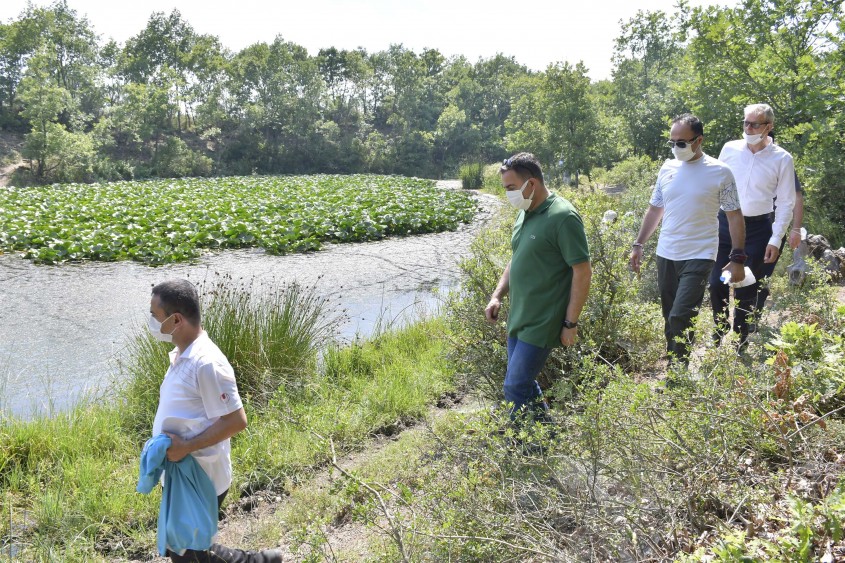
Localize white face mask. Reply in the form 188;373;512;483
672;144;696;162
148;313;176;343
506;179;533;211
743;132;764;145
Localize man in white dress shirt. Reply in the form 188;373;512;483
709;104;796;348
149;279;282;563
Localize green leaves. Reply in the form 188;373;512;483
0;174;476;265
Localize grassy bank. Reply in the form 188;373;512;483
265;159;845;561
0;278;455;561
3;159;845;561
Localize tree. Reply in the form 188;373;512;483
1;1;101;129
505;63;601;185
684;0;845;241
121;10;225;132
611;8;687;160
19;49;93;181
0;18;39;127
224;37;324;173
544;62;600;185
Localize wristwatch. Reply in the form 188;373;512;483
563;319;578;329
729;249;748;264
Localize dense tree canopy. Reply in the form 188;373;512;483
0;0;843;239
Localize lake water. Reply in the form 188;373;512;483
0;188;501;418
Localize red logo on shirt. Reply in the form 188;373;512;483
220;393;228;402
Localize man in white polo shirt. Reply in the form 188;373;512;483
710;103;796;347
630;114;746;367
149;279;282;563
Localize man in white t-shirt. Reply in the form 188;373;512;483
630;114;747;366
148;279;282;563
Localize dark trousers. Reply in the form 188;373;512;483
755;235;787;315
709;212;773;339
657;257;714;364
168;490;277;563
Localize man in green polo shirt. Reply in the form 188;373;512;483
485;152;592;416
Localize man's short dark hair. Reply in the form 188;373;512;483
672;113;704;137
152;279;201;325
500;152;544;183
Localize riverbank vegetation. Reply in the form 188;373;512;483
0;274;456;560
0;174;476;264
1;0;844;244
269;164;845;561
2;156;844;560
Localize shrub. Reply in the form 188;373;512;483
458;162;483;189
118;274;343;436
92;157;134;181
153;136;213;178
482;162;504;195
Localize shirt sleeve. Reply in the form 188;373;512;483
196;359;244;420
556;210;590;266
649;167;667;208
770;154;796;246
719;169;741;212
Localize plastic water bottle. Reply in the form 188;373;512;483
720;266;756;288
720;266;756;287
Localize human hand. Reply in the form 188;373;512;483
560;326;577;346
726;261;745;284
164;432;189;462
764;244;780;263
629;246;643;273
484;297;501;324
788;230;801;250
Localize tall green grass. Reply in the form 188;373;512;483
459;162;483;189
119;274;342;436
0;278;454;561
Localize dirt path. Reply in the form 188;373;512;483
120;394;483;563
0;133;23;187
108;181;499;562
0;162;19;186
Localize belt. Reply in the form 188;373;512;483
744;213;771;223
718;210;771;223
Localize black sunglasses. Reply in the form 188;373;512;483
743;120;770;129
666;135;701;149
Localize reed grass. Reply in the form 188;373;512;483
0;278;453;561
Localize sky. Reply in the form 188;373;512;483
1;0;739;81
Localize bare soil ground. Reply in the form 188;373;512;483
0;132;24;186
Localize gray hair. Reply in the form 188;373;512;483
744;103;774;124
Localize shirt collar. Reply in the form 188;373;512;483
744;140;774;154
169;331;208;365
528;192;555;215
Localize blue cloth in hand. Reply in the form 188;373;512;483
137;434;218;556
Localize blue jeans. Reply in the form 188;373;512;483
504;337;552;414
